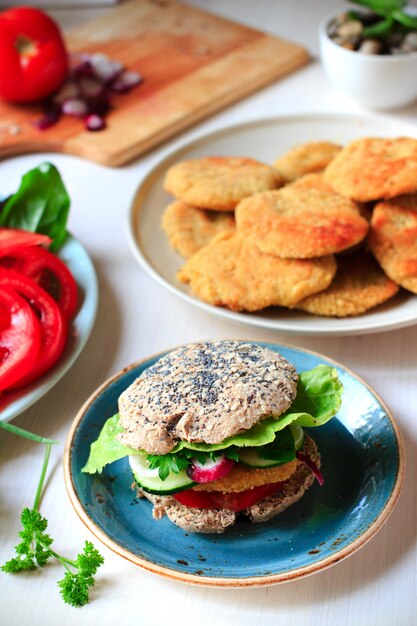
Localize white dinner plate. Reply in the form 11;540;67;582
128;113;417;336
0;234;98;422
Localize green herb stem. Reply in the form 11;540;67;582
33;443;52;511
0;420;58;445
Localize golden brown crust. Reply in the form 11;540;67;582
178;232;337;311
161;200;235;258
324;137;417;202
369;195;417;293
163;157;283;211
235;186;368;259
296;251;399;317
193;458;298;493
289;172;335;192
274;141;342;182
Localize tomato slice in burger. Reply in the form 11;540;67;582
0;245;77;320
0;285;41;391
0;269;67;388
0;228;51;254
174;481;284;512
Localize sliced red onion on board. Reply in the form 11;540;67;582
111;71;143;93
90;53;124;83
187;455;235;483
78;77;104;99
34;103;62;130
296;451;324;486
85;114;106;131
35;51;142;131
61;98;89;118
53;80;80;104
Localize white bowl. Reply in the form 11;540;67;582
319;13;417;109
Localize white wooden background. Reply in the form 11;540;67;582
1;2;416;625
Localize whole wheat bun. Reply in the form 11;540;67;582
118;341;299;455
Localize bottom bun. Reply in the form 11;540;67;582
137;435;320;534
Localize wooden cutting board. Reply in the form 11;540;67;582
0;0;309;167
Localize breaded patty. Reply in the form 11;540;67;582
139;436;320;533
369;196;417;293
193;457;298;493
324;137;417;202
178;232;337;311
274;141;342;182
290;172;335;192
235;187;368;258
118;341;298;455
164;156;283;211
161;200;235;258
296;252;399;317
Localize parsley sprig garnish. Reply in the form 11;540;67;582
0;421;104;607
147;446;239;480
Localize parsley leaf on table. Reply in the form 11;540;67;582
0;423;104;607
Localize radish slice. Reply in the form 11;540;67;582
111;71;143;93
85;114;106;131
61;98;89;118
187;455;235;483
296;451;324;486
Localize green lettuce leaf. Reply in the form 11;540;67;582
0;163;70;251
82;414;137;474
82;364;343;474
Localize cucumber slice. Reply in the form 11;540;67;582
237;427;304;468
129;454;195;495
289;424;305;451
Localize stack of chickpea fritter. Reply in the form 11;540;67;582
161;138;417;317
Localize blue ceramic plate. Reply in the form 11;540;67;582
64;343;404;587
0;234;98;422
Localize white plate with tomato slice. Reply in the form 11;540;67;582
0;233;98;422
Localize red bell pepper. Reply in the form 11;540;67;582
0;7;68;102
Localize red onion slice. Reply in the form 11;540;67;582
296;451;324;486
111;71;143;93
61;98;89;118
34;103;61;130
85;114;106;131
90;53;124;83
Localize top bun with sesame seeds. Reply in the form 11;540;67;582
117;340;299;455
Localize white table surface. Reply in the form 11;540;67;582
1;1;417;625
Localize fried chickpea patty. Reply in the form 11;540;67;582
324;137;417;202
193;458;298;493
161;200;235;258
164;157;283;211
235;186;368;258
369;195;417;294
177;232;336;311
274;141;342;182
296;252;399;317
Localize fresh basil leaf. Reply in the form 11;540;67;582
0;163;70;251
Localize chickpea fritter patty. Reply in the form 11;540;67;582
161;200;235;259
178;232;337;311
296;252;399;317
164;156;283;211
369;195;417;294
274;141;342;182
324;137;417;202
235;186;368;259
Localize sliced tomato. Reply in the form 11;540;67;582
0;270;67;388
0;285;41;391
0;228;51;254
174;481;284;512
0;245;77;320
